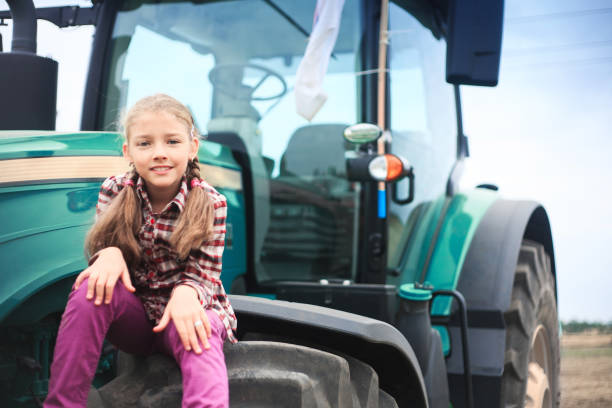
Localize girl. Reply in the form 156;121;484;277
44;94;237;408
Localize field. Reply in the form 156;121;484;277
561;332;612;407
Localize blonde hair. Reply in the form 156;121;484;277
85;94;215;267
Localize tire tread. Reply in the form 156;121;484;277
501;240;560;408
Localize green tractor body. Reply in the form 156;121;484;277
0;1;560;407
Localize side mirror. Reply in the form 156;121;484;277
445;0;504;86
343;123;382;145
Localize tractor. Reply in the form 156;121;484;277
0;0;560;407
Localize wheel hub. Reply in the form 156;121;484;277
525;362;551;408
525;324;553;408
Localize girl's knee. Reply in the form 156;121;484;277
164;325;226;363
68;278;127;310
68;278;93;306
205;310;227;342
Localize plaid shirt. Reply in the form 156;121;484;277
96;172;237;343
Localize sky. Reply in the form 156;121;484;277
1;0;610;322
460;0;612;322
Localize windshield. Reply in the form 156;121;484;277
100;0;365;284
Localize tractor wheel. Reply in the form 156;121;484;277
501;240;560;407
226;341;399;408
89;341;398;407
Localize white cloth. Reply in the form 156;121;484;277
295;0;346;121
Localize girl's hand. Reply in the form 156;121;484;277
74;246;135;305
153;285;212;354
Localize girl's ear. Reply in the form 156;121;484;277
189;136;200;161
122;143;132;162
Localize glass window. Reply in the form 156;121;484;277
387;2;457;279
100;0;365;284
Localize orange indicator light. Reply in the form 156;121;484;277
385;154;403;181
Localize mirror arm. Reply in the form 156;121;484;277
454;85;469;159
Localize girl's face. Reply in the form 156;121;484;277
123;110;199;199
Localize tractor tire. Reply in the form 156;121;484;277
226;341;399;408
88;341;398;408
501;240;560;408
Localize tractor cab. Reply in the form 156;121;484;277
95;0;379;294
81;0;501;319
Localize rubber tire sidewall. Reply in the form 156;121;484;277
501;240;561;407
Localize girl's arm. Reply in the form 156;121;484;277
75;175;135;304
153;195;228;353
175;194;227;306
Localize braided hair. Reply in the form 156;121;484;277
170;156;215;260
85;168;143;268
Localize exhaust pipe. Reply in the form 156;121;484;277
7;0;37;53
0;0;58;130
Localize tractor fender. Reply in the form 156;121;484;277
445;199;556;407
0;228;87;325
229;295;429;408
456;198;556;316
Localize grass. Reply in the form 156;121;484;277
562;347;612;358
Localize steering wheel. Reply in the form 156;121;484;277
208;63;288;102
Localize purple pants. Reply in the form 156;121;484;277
44;279;229;408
